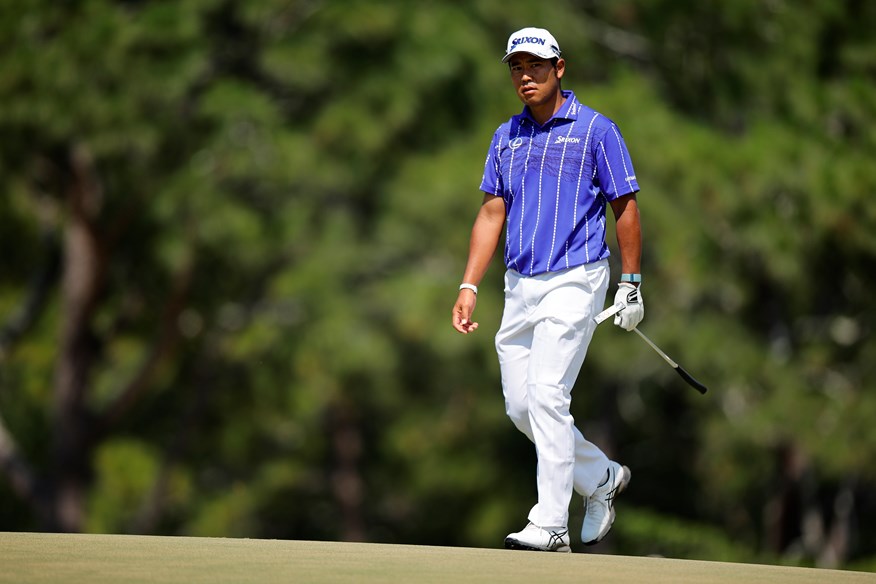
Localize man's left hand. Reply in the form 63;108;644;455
613;283;644;331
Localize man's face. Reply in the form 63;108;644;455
508;54;564;108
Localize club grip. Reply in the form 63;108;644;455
675;365;708;395
594;302;624;325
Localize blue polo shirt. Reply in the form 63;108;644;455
480;91;639;276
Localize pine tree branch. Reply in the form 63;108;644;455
583;16;651;62
101;258;194;427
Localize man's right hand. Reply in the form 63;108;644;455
452;290;479;334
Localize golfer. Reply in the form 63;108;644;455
451;27;644;552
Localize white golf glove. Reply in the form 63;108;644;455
613;283;644;331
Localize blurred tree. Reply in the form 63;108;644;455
1;0;216;530
0;0;874;571
579;0;876;567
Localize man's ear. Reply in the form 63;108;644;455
555;58;566;80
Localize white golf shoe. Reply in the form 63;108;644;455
504;522;571;552
581;461;631;545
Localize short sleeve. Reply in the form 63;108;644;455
595;123;639;199
478;129;503;196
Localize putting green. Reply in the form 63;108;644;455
1;533;873;583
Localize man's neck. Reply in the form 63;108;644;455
529;90;566;126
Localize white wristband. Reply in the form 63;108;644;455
459;283;478;294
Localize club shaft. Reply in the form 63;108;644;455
632;328;678;368
593;305;708;394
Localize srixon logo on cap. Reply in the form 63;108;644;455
511;36;547;48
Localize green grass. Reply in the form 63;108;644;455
1;533;874;584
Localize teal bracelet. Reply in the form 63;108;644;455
620;273;642;283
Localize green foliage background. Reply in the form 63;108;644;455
1;0;874;571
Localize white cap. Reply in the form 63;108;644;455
502;27;562;63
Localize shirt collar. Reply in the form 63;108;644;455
519;90;580;127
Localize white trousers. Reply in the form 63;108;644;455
495;260;611;529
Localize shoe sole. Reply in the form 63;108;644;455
504;537;571;553
583;464;631;546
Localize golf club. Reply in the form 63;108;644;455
594;303;708;395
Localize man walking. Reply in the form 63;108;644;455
451;27;644;552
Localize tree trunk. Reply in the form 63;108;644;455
330;399;365;542
50;144;106;532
